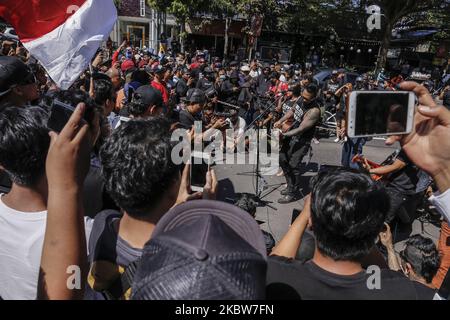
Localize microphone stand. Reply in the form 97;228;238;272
236;94;282;209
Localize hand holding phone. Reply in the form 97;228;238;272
190;152;212;192
385;82;450;193
48;100;96;133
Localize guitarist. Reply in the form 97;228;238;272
274;83;321;204
363;149;422;225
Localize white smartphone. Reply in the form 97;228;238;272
190;151;211;192
347;91;416;138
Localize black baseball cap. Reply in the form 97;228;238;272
0;56;36;97
131;200;267;300
185;88;206;104
132;85;163;108
152;65;166;74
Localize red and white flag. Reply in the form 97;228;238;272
0;0;117;89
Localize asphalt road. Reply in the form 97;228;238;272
214;137;441;249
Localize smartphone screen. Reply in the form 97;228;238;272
349;91;414;137
190;154;209;191
291;209;301;225
47;100;76;133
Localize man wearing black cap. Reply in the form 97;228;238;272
196;67;215;93
175;69;194;103
127;85;163;118
0;57;40;193
179;88;227;141
0;56;39;110
150;65;169;105
179;88;208;130
218;70;241;113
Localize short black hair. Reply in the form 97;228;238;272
292;84;302;97
100;118;179;217
305;83;319;97
310;168;389;262
51;89;102;129
0;106;50;186
52;89;98;112
126;101;149;117
400;235;440;284
131;70;150;85
94;78;114;106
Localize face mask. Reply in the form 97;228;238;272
220;75;226;81
279;75;286;83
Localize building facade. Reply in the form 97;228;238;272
111;0;177;52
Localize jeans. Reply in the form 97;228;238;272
341;138;366;169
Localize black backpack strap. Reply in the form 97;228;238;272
101;259;141;300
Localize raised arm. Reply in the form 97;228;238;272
38;103;98;300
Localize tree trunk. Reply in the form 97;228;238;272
376;20;394;73
223;17;230;62
180;20;185;54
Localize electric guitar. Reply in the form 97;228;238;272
352;155;383;181
352;150;400;182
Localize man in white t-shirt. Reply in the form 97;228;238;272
0;107;50;300
0;106;93;300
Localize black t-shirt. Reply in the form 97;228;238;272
85;210;142;300
266;256;436;300
175;78;189;101
196;78;214;92
388;150;420;195
256;74;270;96
323;79;342;95
179;109;200;130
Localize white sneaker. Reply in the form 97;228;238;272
334;137;340;143
343;136;348;142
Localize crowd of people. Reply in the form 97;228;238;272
0;37;450;300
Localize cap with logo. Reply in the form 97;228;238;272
132;85;163;108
